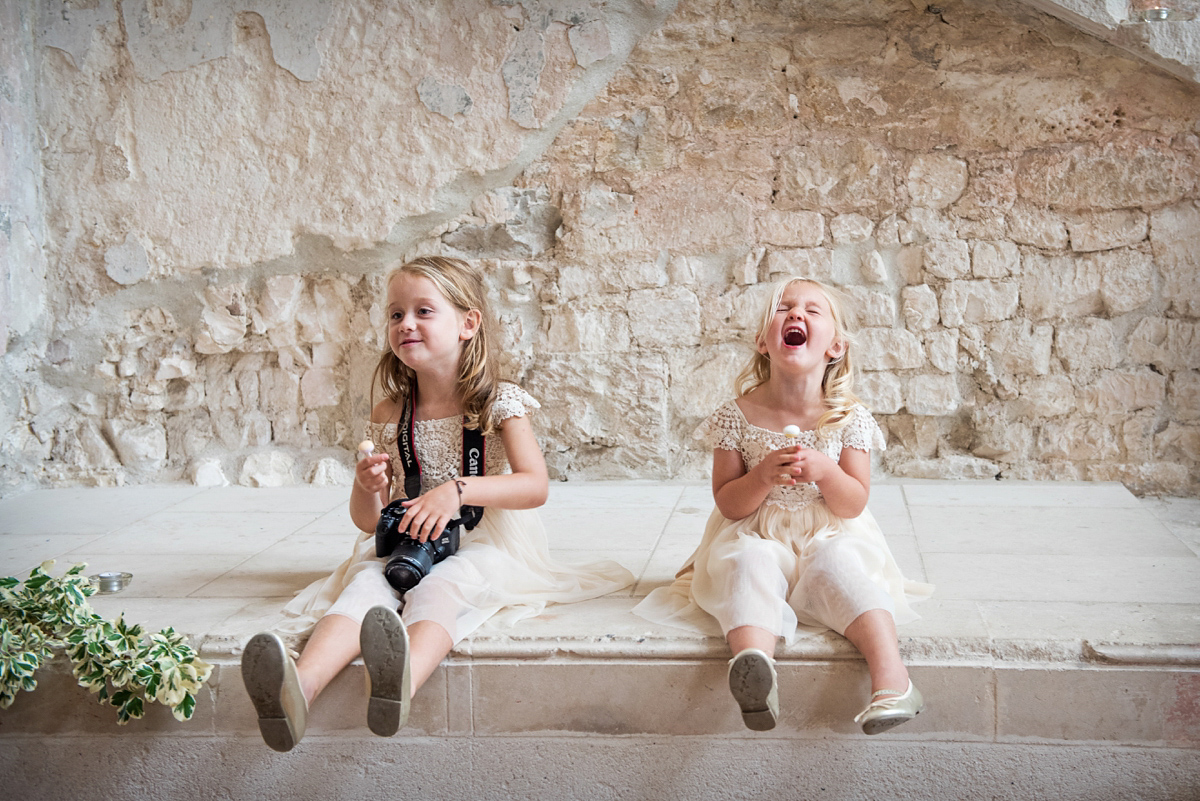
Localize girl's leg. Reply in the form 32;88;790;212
726;624;777;658
295;612;363;703
841;608;909;698
407;619;454;695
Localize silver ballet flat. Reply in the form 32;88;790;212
854;679;924;735
728;648;779;731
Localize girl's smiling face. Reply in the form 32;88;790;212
386;272;479;372
758;280;845;371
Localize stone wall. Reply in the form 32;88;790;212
2;0;1198;496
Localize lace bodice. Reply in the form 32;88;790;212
694;401;886;512
364;382;540;501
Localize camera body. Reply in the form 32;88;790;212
374;499;461;593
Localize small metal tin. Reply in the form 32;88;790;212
90;571;133;594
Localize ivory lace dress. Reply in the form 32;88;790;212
633;401;933;643
280;382;633;644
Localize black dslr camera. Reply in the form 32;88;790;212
374;499;461;593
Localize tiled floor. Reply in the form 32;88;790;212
1;479;1198;661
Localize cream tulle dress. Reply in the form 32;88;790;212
280;382;634;643
633;401;933;644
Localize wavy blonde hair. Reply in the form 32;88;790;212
735;276;863;436
372;256;502;434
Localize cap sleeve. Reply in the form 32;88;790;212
842;405;886;452
693;401;743;451
493;381;541;423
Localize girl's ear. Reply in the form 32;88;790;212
826;338;847;362
460;309;482;341
756;335;769;356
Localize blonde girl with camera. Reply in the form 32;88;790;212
241;257;632;752
634;276;933;734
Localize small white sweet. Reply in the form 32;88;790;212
357;440;375;459
783;425;801;439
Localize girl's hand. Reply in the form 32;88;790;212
751;445;804;487
355;453;391;496
399;480;462;543
792;448;838;484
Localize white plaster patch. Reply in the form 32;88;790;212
104;239;151;286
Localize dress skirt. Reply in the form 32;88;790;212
633;499;933;644
279;506;633;645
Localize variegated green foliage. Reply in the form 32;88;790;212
0;561;211;724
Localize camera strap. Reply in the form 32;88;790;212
396;384;485;531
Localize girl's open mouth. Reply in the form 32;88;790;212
784;328;807;347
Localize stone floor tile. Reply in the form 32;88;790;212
544;481;688;509
169;485;350;514
978;601;1200;647
537;508;673;549
888;535;928;582
291;503;356;536
1143;497;1200;558
925;554;1200;603
903;481;1142;508
910;505;1192;556
0;533;110;576
78;511;322;556
38;552;250;598
0;485;206;535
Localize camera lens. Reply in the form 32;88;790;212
383;540;435;593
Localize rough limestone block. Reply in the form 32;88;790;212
1168;371;1200;422
1014;375;1075;418
1007;206;1069;249
544;305;632;353
666;344;747;422
906;374;961;416
1036;419;1121;461
239;451;296;487
901;208;958;244
939;280;1019;327
860;250;888;284
901;285;939;332
1015;142;1191;211
926;330;959;374
763;248;834;282
969;411;1031;461
829;213;874;244
1021;250;1152;320
1078;369;1168;416
1054;318;1120;373
754;210;825;247
1155;423;1200;462
986;320;1054;376
1129;319;1200;373
627;287;701;348
309;457;354;486
888;453;1000;480
971;240;1020;278
775;140;897;217
103;419;167;472
857;328;925;371
923;239;971;280
1149;201;1200;317
841;287;895;327
906;153;968;209
190;458;229;487
568;19;611;67
300;367;340;408
857;372;903;414
1066;209;1148;252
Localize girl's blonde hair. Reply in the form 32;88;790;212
372;256;502;434
735;276;863;436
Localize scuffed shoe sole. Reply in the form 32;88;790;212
360;605;411;737
728;649;778;732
